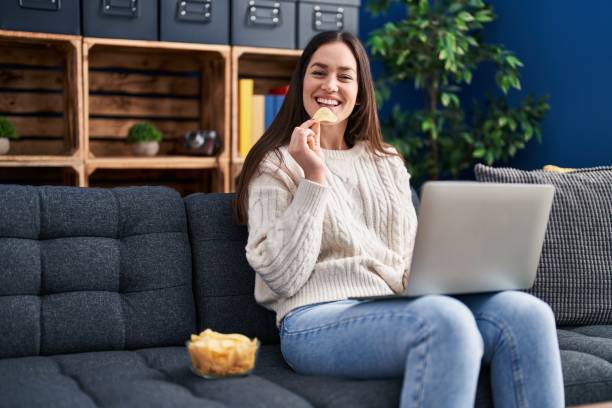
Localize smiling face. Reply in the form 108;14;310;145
303;41;359;127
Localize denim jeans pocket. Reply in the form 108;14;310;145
280;300;338;335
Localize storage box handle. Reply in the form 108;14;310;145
19;0;60;11
102;0;139;18
246;0;282;28
313;5;344;31
177;0;212;23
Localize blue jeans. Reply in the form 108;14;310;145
279;291;564;408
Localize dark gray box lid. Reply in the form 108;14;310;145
299;0;360;6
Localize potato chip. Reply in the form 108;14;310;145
312;107;337;123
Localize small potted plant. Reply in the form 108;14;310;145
127;122;163;157
0;116;18;155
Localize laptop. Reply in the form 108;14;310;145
351;181;555;300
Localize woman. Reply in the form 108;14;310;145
233;31;564;408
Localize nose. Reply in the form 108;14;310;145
321;77;338;93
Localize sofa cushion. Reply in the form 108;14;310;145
0;185;196;358
184;193;279;345
0;345;402;408
558;326;612;363
474;164;612;325
558;324;612;406
1;340;606;408
0;346;313;408
560;350;612;406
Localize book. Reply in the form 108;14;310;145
263;95;286;129
264;95;276;129
239;79;254;157
274;95;285;116
240;83;288;155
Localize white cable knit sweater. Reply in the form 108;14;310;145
245;141;418;327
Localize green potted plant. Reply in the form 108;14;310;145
0;116;18;155
127;122;163;157
367;0;550;184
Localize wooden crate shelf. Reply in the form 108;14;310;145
87;156;221;170
0;156;79;166
0;29;83;160
0;163;81;186
85;156;225;189
230;46;302;190
83;37;231;192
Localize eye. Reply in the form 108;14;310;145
312;71;325;77
339;75;353;81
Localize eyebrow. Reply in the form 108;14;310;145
310;62;356;73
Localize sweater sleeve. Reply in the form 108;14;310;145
245;160;330;298
388;155;419;292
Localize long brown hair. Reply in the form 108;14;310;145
232;31;402;225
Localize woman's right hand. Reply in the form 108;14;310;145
288;119;326;184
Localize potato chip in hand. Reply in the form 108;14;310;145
312;107;338;123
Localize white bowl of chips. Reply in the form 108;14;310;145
186;329;260;379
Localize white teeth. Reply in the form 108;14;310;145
316;97;340;106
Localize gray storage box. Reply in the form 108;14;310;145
0;0;80;35
297;0;359;49
82;0;158;40
160;0;229;44
231;0;296;49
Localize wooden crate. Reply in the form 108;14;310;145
83;37;231;192
0;30;82;161
0;163;81;186
230;46;302;191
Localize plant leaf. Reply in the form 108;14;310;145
458;11;475;22
441;93;451;107
473;148;486;158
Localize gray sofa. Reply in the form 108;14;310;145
0;184;610;407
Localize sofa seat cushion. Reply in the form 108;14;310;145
0;346;314;408
559;326;612;362
0;344;404;408
558;326;612;405
1;341;609;408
